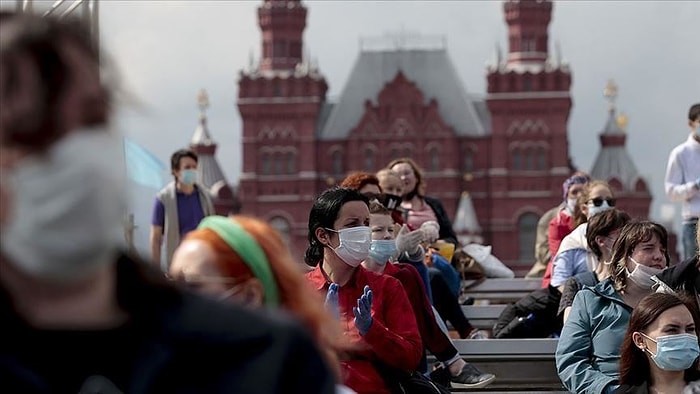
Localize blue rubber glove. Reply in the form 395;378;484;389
353;285;373;335
325;283;340;321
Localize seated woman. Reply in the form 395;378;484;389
614;292;700;394
558;208;631;323
556;220;669;394
304;187;423;394
168;215;347;391
549;180;616;290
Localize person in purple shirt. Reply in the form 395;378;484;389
149;149;215;270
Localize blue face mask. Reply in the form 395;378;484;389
640;332;700;371
369;239;397;265
180;169;197;186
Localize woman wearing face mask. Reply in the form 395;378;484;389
556;220;670;394
361;202;496;390
558;208;631;323
304;187;423;394
168;215;349;390
545;180;616;289
615;292;700;394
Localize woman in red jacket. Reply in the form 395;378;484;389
305;187;423;393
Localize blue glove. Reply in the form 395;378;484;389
325;283;339;321
353;285;373;335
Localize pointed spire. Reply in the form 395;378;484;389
248;48;255;72
453;192;483;245
553;40;562;68
491;42;502;70
191;89;213;145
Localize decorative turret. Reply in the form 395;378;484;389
189;89;240;215
504;0;553;64
453;192;484;245
590;80;651;219
258;0;307;72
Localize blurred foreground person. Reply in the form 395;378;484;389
0;13;333;393
169;215;349;392
615;293;699;394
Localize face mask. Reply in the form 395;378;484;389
586;200;612;219
369;239;397;265
328;226;371;267
379;193;403;210
565;198;577;214
180;169;198;186
625;257;662;289
0;130;126;283
640;332;700;371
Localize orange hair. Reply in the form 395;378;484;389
339;171;379;191
182;215;343;378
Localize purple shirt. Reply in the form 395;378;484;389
151;189;205;240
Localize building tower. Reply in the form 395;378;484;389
590;80;652;221
484;0;574;273
237;0;328;258
190;89;240;215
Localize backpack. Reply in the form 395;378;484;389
492;286;562;338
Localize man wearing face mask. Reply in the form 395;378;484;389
150;148;215;269
0;13;335;394
664;103;700;260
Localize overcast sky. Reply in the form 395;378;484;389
4;1;698;253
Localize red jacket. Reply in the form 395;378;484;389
306;265;423;394
542;210;574;288
383;262;457;362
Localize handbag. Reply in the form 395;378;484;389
394;371;451;394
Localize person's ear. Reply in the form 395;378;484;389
315;227;330;247
594;236;606;248
632;332;646;350
243;278;264;308
580;202;589;217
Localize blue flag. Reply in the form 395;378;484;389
123;138;166;189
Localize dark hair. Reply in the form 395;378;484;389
688;103;700;122
619;293;700;385
0;12;108;151
610;221;670;292
586;209;631;260
304;187;369;266
369;200;391;216
339;171;380;192
387;157;426;198
170;149;198;171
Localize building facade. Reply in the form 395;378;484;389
236;0;650;273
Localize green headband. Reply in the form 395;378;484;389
197;216;280;307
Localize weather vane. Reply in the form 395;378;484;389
197;89;209;113
603;79;618;112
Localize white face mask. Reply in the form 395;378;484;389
565;198;577;214
625;257;662;289
0;130;127;283
586;200;612;219
328;226;371;267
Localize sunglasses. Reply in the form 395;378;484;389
588;197;616;207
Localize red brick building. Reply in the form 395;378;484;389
236;0;651;273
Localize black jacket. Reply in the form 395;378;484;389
0;254;336;394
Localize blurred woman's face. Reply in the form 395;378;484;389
627;234;666;271
169;240;229;297
370;213;396;241
390;163;417;197
378;175;403;197
581;184;613;218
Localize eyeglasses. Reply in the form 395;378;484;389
588;197;616;207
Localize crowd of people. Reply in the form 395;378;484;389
1;11;698;394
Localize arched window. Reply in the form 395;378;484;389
269;216;291;247
537;147;546;170
261;153;271;175
464;150;474;172
273;152;283;174
518;213;539;261
286;152;295;174
332;151;343;175
525;148;535;170
364;149;374;172
390;147;400;161
512;149;522;170
429;147;440;172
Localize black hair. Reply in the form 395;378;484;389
689;103;700;122
586;208;631;260
170;149;198;171
304;187;369;266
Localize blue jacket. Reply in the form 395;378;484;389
555;278;632;394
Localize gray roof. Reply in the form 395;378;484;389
590;109;643;191
318;49;487;139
